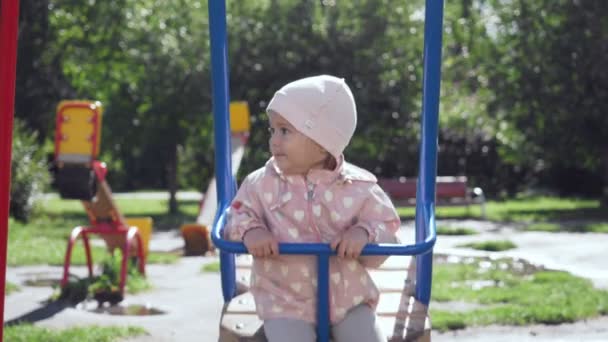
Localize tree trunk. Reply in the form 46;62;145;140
167;143;179;214
602;145;608;208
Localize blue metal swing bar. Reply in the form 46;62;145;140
208;1;445;341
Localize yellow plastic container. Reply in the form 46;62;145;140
125;217;153;257
56;100;103;158
229;101;250;133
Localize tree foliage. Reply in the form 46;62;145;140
485;0;608;197
12;0;608;205
10;120;51;222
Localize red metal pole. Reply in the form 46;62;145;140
0;0;21;337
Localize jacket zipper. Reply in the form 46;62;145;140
306;181;322;242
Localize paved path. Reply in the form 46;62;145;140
433;316;608;342
5;255;224;342
4;219;608;341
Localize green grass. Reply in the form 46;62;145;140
4;324;146;342
526;222;608;233
7;219;178;266
202;261;221;273
397;196;606;222
459;240;517;252
7;196;191;266
146;251;180;264
124;267;153;294
6;281;19;295
7;218;107;266
56;256;153;304
436;226;477;236
584;223;608;233
524;222;561;232
42;197;199;230
431;257;608;331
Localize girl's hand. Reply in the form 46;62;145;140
243;227;279;258
330;226;370;259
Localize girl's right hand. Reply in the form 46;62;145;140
243;227;279;258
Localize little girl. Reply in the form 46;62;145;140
225;75;400;342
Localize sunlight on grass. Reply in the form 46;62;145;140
581;223;608;233
459;240;517;252
525;222;561;232
126;268;153;294
525;222;608;233
397;196;604;223
7;220;107;266
146;252;180;264
201;261;220;273
4;324;146;342
7;197;189;266
6;281;19;295
436;226;477;235
41;197;199;230
431;311;467;331
431;257;608;331
8;220;179;266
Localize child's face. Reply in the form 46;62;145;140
268;112;329;175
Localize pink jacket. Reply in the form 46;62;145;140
224;156;400;324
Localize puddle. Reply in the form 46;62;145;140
19;271;62;287
91;304;166;316
77;300;166;315
24;277;61;287
431;300;495;312
465;279;501;290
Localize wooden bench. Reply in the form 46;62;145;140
378;176;486;218
220;255;430;342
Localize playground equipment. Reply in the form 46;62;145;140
181;101;250;256
378;176;486;218
207;0;444;341
0;0;20;337
0;0;444;340
54;100;150;300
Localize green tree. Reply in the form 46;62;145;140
486;0;608;200
15;0;75;142
227;0;426;179
10;120;51;222
47;0;213;213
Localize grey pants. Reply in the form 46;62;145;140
263;304;385;342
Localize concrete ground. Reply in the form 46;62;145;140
5;253;224;341
4;220;608;341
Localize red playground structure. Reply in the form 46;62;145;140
54;100;147;300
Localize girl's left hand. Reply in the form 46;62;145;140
330;226;370;259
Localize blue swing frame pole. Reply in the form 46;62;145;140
208;0;444;340
416;0;445;305
207;0;237;302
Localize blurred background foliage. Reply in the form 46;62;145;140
12;0;608;215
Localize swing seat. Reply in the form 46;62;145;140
55;164;98;200
219;255;431;342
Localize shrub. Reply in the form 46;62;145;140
10;120;50;222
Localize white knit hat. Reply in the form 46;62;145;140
266;75;357;159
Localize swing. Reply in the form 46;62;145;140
209;1;444;341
